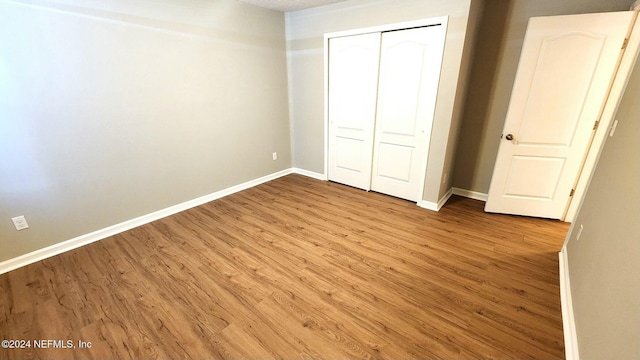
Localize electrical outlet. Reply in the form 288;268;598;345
272;152;278;160
11;215;29;231
576;224;584;241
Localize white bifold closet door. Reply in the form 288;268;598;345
328;25;446;201
327;32;381;191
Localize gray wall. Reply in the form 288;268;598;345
564;53;640;359
452;0;634;194
0;0;291;261
285;0;481;204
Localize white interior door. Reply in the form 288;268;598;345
370;25;446;201
485;12;633;219
327;33;381;190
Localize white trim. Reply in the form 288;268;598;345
285;14;297;170
452;187;488;202
418;187;453;211
565;13;640;222
323;28;330;182
0;167;336;275
559;247;580;360
292;167;327;181
418;200;439;211
0;169;294;275
324;17;449;39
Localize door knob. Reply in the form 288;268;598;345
505;134;514;141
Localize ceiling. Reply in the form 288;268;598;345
238;0;349;12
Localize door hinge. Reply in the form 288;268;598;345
622;37;629;50
570;188;575;197
593;121;599;130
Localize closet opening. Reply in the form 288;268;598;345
324;17;448;203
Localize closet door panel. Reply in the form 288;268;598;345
327;33;381;190
378;45;424;137
376;143;414;182
371;25;446;201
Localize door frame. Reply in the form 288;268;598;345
323;16;449;205
565;12;640;222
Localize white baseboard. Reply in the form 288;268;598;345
0;168;294;275
291;167;326;181
418;187;453;211
452;187;488;202
559;247;580;360
0;173;486;275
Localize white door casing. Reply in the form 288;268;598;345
327;33;381;190
371;25;446;201
485;12;633;219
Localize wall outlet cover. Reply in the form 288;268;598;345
11;216;29;231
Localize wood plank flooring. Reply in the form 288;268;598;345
0;174;570;359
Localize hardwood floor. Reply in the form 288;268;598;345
0;174;569;359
